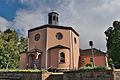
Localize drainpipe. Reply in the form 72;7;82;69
45;28;48;69
70;30;74;69
104;54;108;67
28;38;29;51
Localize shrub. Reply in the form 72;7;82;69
86;63;93;67
93;66;111;70
76;66;111;71
79;67;93;70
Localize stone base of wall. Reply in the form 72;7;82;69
0;72;42;80
0;72;63;80
0;70;120;80
45;73;63;80
114;71;120;80
63;70;114;80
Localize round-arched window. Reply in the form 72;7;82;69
56;33;63;40
35;34;40;41
60;52;65;63
74;37;77;44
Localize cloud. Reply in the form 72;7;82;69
12;9;45;36
2;0;120;51
0;16;11;31
57;0;120;51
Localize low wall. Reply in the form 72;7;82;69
45;73;63;80
0;72;42;80
0;70;120;80
114;71;120;80
0;72;61;80
63;70;114;80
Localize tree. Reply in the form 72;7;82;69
86;63;93;67
0;29;28;69
105;21;120;67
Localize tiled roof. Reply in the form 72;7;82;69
80;48;107;56
28;24;79;37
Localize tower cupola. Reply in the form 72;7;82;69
48;12;59;25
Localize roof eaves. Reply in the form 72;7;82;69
28;24;79;37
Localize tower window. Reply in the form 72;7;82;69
53;15;56;20
49;15;52;24
74;37;77;44
57;17;58;22
60;52;65;63
90;58;93;62
56;33;63;40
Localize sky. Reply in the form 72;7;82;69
0;0;120;52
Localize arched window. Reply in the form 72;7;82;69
57;17;58;22
60;52;65;63
74;37;77;44
53;15;56;20
90;58;93;62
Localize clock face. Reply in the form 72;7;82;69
56;33;63;40
35;34;40;41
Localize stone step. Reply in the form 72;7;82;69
45;72;63;80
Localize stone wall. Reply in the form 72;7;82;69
0;70;120;80
45;73;63;80
63;70;114;80
42;72;52;80
0;72;42;80
0;72;62;80
114;71;120;80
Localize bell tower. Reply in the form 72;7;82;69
48;12;59;25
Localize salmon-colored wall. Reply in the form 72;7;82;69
72;31;79;68
58;49;70;69
29;29;47;68
47;28;71;49
20;26;80;70
19;53;28;69
80;56;106;67
29;29;46;51
47;48;70;69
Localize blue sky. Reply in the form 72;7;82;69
0;0;24;21
0;0;120;51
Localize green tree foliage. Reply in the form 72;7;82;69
0;29;28;69
86;63;93;67
105;21;120;66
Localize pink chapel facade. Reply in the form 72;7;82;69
19;12;79;70
19;12;108;70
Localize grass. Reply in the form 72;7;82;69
0;69;47;72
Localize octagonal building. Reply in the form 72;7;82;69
19;12;80;70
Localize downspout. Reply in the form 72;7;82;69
28;38;29;51
45;28;48;69
70;30;74;69
104;54;108;67
27;38;29;69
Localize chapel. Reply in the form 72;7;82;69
19;12;80;70
19;12;108;70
